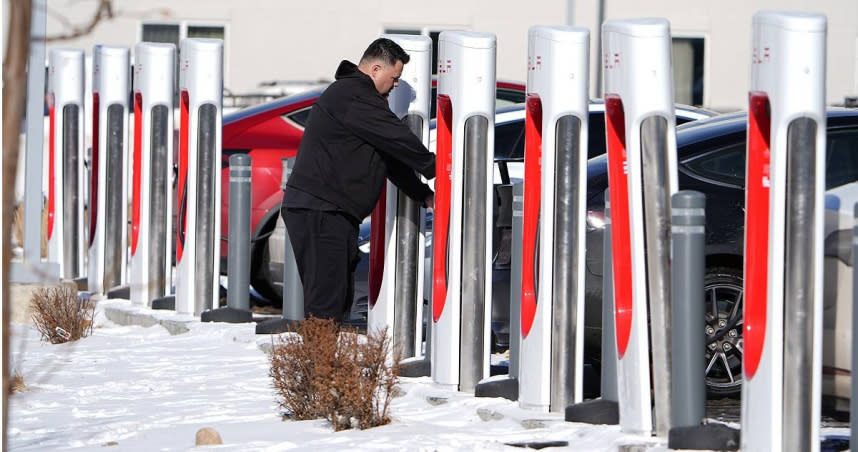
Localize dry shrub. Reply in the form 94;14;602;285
30;286;94;344
270;317;401;431
9;370;27;394
270;317;339;421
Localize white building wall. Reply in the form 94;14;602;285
43;0;564;94
41;0;857;111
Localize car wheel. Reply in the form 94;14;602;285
250;237;282;306
703;266;744;398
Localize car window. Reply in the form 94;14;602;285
284;107;311;127
496;88;526;108
588;112;606;159
682;126;858;189
490;112;609;161
494;121;525;160
825;128;858;189
683;143;746;187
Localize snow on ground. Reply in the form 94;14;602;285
9;297;850;451
6;300;671;451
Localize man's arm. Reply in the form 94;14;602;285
344;97;436;180
384;156;434;206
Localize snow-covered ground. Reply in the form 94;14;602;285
5;299;848;451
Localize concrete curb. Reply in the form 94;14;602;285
100;299;194;336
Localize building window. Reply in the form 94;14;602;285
188;26;225;40
672;37;704;106
141;22;225;48
384;29;420;36
141;23;180;47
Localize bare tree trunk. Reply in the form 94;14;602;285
3;0;34;449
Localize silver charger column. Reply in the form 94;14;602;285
130;42;175;307
431;31;496;392
88;45;130;298
47;48;86;281
368;34;432;360
174;38;224;316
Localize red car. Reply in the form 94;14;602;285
220;80;527;301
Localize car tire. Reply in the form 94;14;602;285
703;266;744;398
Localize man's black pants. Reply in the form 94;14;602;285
283;208;359;321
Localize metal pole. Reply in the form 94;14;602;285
594;0;605;98
459;115;489;392
194;104;217;314
22;0;49;273
600;188;617;401
393;115;424;357
640;115;674;436
509;181;524;379
103;102;126;291
782;118;818;452
281;158;304;321
148;105;171;300
227;154;251;311
851;202;857;452
670;190;706;428
550;115;585;411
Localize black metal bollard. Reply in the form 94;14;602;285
667;190;739;450
200;154;252;323
669;191;706;427
227;154;252;311
600;189;618;403
509;181;524;382
280;158;304;321
256;158;303;334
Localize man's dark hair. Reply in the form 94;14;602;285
360;38;410;66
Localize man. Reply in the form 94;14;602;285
283;38;436;321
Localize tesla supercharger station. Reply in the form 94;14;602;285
129;42;175;306
368;34;431;359
742;12;826;452
47;49;86;280
432;31;495;392
88;45;130;297
518;26;589;412
602;19;678;436
175;38;223;316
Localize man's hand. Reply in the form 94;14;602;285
424;193;434;213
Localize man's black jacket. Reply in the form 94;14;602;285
286;60;436;222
